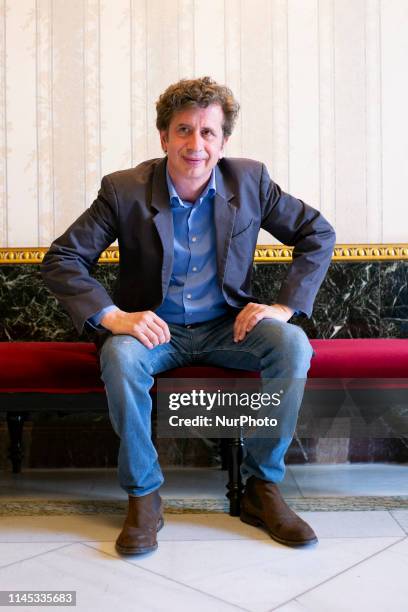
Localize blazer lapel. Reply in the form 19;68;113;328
151;158;174;297
214;165;237;287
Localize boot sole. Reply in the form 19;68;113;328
240;511;318;548
115;516;164;555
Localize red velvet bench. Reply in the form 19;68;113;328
1;340;408;515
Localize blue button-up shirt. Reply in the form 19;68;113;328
154;168;228;324
88;166;228;328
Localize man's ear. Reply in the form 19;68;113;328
160;131;168;153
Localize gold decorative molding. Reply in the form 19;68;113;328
0;247;120;264
0;248;49;264
332;244;408;261
254;244;408;262
1;244;408;264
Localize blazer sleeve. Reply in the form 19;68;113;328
259;163;336;317
41;175;119;334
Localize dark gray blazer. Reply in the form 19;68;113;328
41;157;336;334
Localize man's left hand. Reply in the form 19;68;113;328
233;302;295;343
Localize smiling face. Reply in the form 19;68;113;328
159;103;228;200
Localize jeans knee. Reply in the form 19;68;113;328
260;319;313;363
100;335;150;378
284;323;312;352
281;323;313;359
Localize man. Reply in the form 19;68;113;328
41;76;336;555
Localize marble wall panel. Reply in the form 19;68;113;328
304;263;381;339
1;261;407;341
252;262;383;339
0;265;77;341
379;319;408;339
380;261;408;320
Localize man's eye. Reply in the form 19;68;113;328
202;130;213;137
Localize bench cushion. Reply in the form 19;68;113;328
0;342;258;393
0;339;407;393
309;339;408;378
1;342;103;393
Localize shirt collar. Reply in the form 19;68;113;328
166;166;216;208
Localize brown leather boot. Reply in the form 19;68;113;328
240;476;317;547
115;490;164;555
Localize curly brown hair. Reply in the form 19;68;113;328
156;76;240;138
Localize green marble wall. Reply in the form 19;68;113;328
1;261;407;341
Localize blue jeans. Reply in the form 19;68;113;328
99;313;313;496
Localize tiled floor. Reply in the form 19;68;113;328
0;464;407;611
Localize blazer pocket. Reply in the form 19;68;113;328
231;218;253;238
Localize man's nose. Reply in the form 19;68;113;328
187;130;203;151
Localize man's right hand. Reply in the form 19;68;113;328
101;309;171;349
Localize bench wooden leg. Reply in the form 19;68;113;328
6;413;26;474
226;436;244;516
219;438;229;470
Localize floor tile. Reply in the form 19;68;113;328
0;515;120;543
0;542;247;612
390;510;408;534
0;542;68;569
290;463;408;497
293;537;408;612
0;513;269;544
298;510;405;538
158;514;269;541
273;603;307;612
89;537;400;612
6;511;401;547
1;511;402;547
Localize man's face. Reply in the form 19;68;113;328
160;103;228;190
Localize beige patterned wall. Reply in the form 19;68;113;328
1;0;408;247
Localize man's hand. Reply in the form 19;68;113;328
233;302;295;343
101;309;171;349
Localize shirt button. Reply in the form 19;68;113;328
186;294;192;299
191;236;197;242
192;266;198;272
